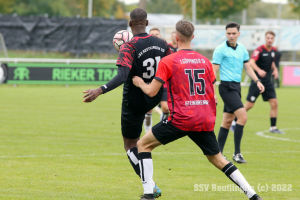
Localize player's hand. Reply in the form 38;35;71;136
214;94;218;105
256;81;265;93
132;76;144;87
257;69;267;78
83;88;103;102
272;68;279;80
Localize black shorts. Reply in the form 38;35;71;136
161;87;168;102
219;81;244;114
246;80;276;102
121;103;145;139
152;120;220;155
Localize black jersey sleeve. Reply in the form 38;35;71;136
100;66;130;94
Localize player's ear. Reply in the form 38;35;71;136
129;21;132;27
175;35;179;41
192;34;194;39
145;20;148;26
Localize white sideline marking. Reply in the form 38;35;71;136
1;150;300;159
256;128;300;142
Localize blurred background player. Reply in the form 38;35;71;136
273;45;282;88
82;8;172;198
168;31;178;52
230;31;284;134
144;27;170;133
133;20;263;200
212;22;264;164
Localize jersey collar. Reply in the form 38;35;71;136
226;41;238;50
134;33;148;37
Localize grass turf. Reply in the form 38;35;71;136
0;84;299;199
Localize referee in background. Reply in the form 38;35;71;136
212;22;264;163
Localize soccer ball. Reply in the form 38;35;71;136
113;30;133;51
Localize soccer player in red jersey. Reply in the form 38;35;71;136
133;20;263;200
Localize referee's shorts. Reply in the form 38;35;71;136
219;81;244;114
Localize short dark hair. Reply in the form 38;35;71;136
226;22;240;31
265;30;276;37
150;27;160;33
130;8;147;25
176;20;194;41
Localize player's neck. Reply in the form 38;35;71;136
264;44;272;51
178;43;191;50
131;26;147;36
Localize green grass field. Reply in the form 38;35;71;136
0;84;299;200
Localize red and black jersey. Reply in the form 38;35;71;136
168;43;178;52
154;49;216;132
251;45;277;81
117;33;172;114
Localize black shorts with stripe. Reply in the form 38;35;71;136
152;119;220;155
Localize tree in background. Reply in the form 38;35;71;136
289;0;300;16
146;0;182;14
0;0;126;19
175;0;258;21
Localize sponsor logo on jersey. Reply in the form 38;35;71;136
271;52;275;58
185;100;209;106
262;53;269;56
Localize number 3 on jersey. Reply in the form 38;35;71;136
185;69;206;96
143;56;161;79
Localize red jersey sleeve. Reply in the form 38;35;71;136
116;42;135;69
208;60;216;84
154;57;172;84
251;47;262;61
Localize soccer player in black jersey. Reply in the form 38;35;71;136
83;8;172;198
230;31;284;134
144;27;170;134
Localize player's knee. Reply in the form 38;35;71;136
237;114;247;125
270;99;278;109
162;107;169;113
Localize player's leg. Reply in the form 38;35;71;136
160;101;169;121
218;112;235;154
189;131;262;199
207;153;262;200
138;129;162;200
121;108;145;177
232;107;247;163
144;110;153;133
159;87;169;121
268;98;284;133
261;83;284;134
231;81;259;132
139;120;187;199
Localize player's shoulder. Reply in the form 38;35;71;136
237;42;247;50
255;45;264;52
160;50;178;63
271;46;277;51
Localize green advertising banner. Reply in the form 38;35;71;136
7;63;118;84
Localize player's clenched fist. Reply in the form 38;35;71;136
132;76;144;88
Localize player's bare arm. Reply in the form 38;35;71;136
132;76;162;97
244;62;265;93
271;61;278;79
212;64;220;103
249;58;266;77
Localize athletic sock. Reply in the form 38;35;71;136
222;163;256;198
160;112;170;121
234;124;244;154
144;113;152;133
127;147;140;177
139;152;155;194
218;127;229;153
270;117;277;129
